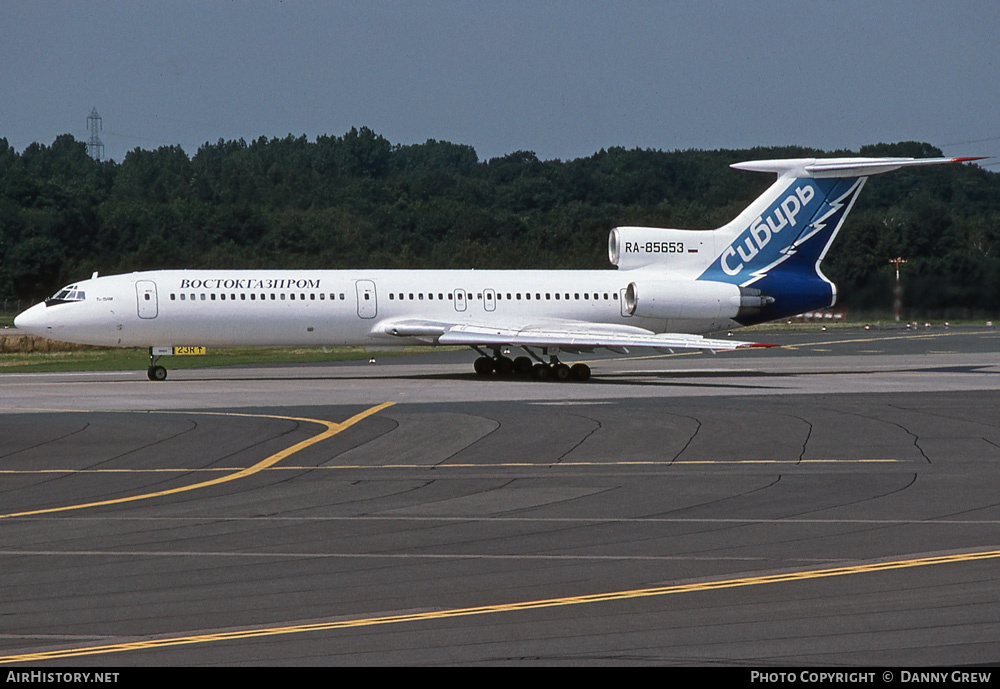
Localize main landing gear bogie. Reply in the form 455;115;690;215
473;351;591;382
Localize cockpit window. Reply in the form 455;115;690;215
45;284;86;306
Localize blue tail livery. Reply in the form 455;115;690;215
697;157;984;324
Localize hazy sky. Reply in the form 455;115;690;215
3;1;998;164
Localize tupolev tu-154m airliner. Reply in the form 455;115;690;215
14;155;981;382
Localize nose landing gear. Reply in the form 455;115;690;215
147;348;168;381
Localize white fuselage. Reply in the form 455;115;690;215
14;269;739;349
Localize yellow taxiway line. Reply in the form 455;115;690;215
0;458;901;476
0;403;394;520
2;547;997;663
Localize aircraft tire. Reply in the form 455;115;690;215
494;356;515;375
552;363;571;381
570;363;591;381
474;357;495;376
512;356;533;375
147;365;168;382
531;363;550;380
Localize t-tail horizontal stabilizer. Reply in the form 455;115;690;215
701;156;985;324
730;156;987;178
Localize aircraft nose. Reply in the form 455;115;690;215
13;303;47;336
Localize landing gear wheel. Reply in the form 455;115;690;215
570;363;591;381
474;357;495;376
513;356;533;375
147;365;167;381
531;363;550;380
551;363;571;381
494;356;515;375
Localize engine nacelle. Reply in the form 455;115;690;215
608;226;710;271
624;280;775;321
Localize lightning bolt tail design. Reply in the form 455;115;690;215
695;156;979;325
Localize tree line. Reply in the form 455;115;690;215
1;129;997;316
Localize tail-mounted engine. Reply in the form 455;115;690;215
609;226;711;271
624;280;774;321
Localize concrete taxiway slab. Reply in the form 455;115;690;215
0;327;998;665
3;326;1000;410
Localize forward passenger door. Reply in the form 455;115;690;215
356;280;377;319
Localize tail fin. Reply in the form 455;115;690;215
700;156;983;322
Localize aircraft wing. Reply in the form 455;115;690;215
382;318;773;353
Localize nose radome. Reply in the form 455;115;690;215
13;304;46;335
